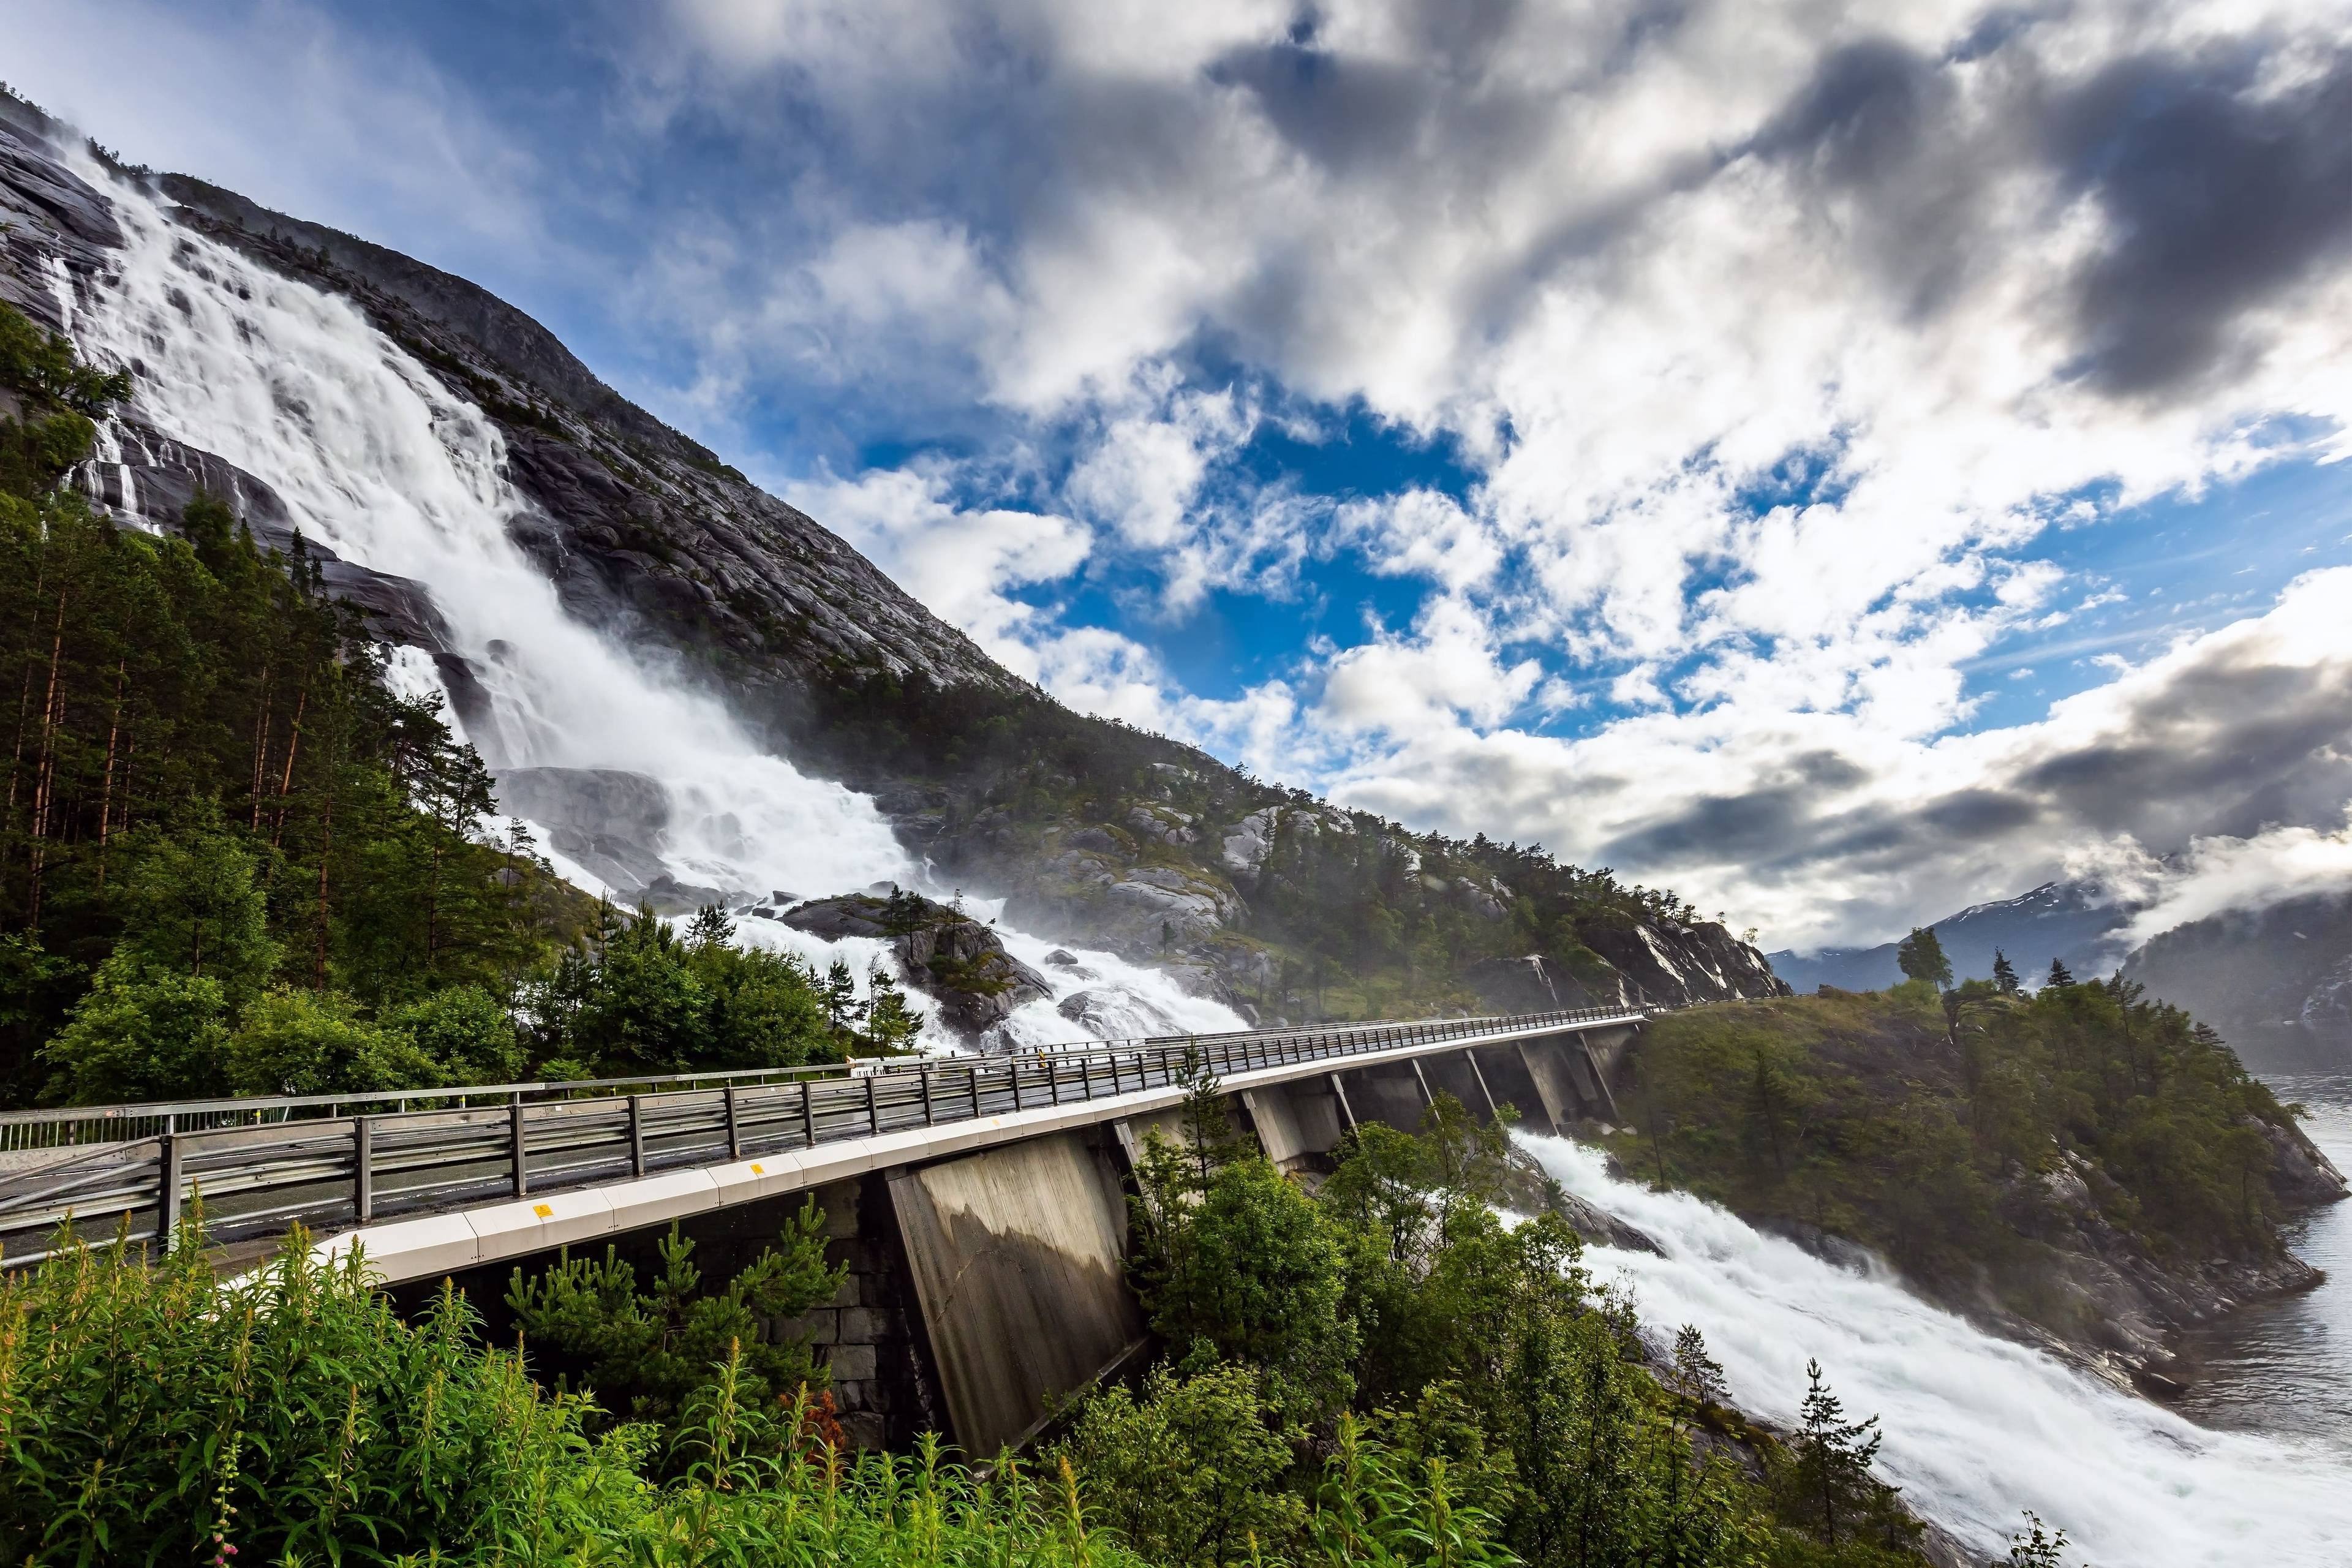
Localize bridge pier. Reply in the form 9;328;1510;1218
886;1129;1144;1457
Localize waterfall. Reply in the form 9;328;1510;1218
1526;1134;2352;1567
65;166;1242;1050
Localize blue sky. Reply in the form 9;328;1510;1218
18;0;2352;949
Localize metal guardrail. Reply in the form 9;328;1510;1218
0;1008;1646;1266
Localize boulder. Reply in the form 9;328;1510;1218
783;891;1053;1038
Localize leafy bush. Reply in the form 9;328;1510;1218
224;984;440;1096
0;1223;636;1565
37;948;231;1103
1055;1361;1307;1567
506;1201;843;1453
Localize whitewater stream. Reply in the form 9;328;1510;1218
1531;1133;2352;1566
59;165;1241;1053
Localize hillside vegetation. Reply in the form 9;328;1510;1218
1615;977;2343;1361
0;305;909;1107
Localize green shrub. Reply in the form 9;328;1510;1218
37;948;232;1103
385;982;527;1084
224;984;440;1096
1055;1361;1307;1568
506;1201;843;1455
0;1223;636;1566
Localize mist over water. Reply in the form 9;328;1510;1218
1527;1134;2352;1566
66;169;1241;1049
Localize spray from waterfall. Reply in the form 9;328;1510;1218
1526;1134;2352;1567
65;164;1242;1049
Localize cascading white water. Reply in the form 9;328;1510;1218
1527;1134;2352;1567
66;167;1242;1049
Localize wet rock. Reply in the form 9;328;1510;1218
784;891;1052;1038
498;767;673;894
1464;954;1592;1014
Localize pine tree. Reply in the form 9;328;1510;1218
685;902;735;951
2046;956;2073;988
1991;949;2020;996
1895;927;1953;989
820;956;864;1042
861;963;924;1054
1670;1324;1727;1404
1785;1359;1885;1548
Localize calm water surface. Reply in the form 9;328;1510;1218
2178;1070;2352;1453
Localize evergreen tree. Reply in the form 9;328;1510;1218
859;963;924;1054
820;956;864;1042
1991;949;2020;996
505;1200;842;1457
1671;1324;1728;1404
1777;1359;1911;1551
685;902;735;951
1894;927;1953;989
2046;957;2073;988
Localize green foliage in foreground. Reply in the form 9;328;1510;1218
0;1223;1150;1567
1618;980;2312;1319
507;1203;843;1452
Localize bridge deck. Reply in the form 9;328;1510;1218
0;1009;1645;1280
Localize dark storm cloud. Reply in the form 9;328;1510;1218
1598;780;1826;863
1734;36;2015;322
1609;622;2352;896
2046;47;2352;398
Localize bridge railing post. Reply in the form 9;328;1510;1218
865;1074;881;1135
725;1085;742;1159
801;1080;816;1148
920;1067;935;1126
353;1116;373;1223
158;1131;182;1253
628;1094;646;1177
510;1096;528;1198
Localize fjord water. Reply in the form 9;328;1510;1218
2177;1070;2352;1453
1531;1134;2352;1566
64;167;1240;1050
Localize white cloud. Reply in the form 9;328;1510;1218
2101;816;2352;949
785;464;1090;676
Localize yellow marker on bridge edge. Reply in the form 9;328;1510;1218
750;1163;764;1174
532;1203;552;1218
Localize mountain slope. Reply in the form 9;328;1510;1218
2123;892;2352;1072
0;91;1785;1025
1770;881;2129;994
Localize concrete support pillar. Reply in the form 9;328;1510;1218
1242;1082;1346;1171
887;1132;1145;1457
1516;1038;1583;1134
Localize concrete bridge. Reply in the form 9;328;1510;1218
0;1007;1646;1453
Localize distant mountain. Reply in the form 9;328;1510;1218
1769;881;2131;994
2123;892;2352;1072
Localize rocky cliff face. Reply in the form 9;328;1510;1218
0;94;1787;1023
